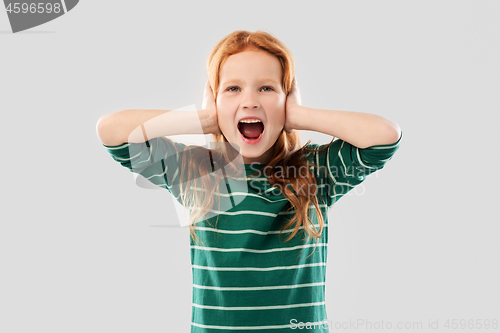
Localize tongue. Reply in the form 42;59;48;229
240;122;263;139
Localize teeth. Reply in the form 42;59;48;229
239;119;262;123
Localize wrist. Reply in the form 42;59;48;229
288;104;308;131
198;109;217;135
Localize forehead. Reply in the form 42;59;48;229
219;49;282;82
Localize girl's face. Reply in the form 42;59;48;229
216;47;286;165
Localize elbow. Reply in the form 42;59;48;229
380;116;401;145
359;120;401;149
389;122;402;144
96;115;110;144
96;114;122;146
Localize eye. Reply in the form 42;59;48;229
261;86;274;92
225;86;274;92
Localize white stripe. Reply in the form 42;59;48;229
105;143;130;150
187;187;290;203
144;168;166;180
245;176;270;181
171;149;180;179
264;186;279;194
192;301;325;310
191;242;326;253
191;262;326;272
109;150;142;161
338;141;355;177
193;223;328;235
191;321;328;330
191;208;277;218
191;204;329;218
280;204;328;214
146;146;180;180
326;144;337;185
333;182;355;188
136;149;155;166
188;184;335;199
315;150;319;178
192;281;325;291
191;322;294;330
356;147;377;169
368;141;400;149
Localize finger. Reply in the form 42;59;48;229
203;81;216;110
289;77;299;94
204;80;210;96
206;81;216;100
294;77;302;105
202;81;209;109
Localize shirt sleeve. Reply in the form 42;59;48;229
103;137;191;203
312;131;402;207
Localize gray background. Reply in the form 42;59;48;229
1;1;499;332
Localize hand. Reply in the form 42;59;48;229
201;80;221;136
284;77;302;134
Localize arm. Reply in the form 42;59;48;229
96;81;220;146
290;106;401;149
285;79;401;149
96;108;215;146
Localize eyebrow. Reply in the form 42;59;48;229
221;78;280;85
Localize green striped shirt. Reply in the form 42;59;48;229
103;133;401;332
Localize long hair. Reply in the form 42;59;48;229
182;30;334;248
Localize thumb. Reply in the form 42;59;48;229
202;81;212;109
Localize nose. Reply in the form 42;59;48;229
240;91;260;109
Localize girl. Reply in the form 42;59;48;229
97;30;402;332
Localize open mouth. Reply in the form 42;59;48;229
238;120;265;140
